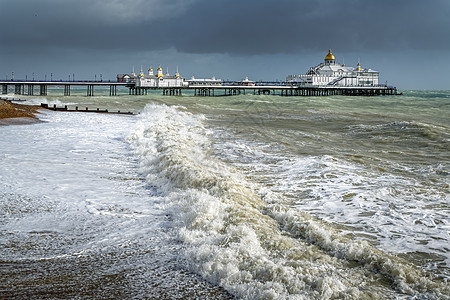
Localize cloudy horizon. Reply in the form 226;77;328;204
1;0;449;89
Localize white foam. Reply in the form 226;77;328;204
128;103;450;299
0;110;163;260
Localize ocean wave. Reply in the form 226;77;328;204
127;103;449;299
348;121;448;140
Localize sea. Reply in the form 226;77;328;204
1;88;449;299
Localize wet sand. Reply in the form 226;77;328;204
0;99;42;125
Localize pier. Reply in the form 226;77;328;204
129;84;399;97
0;80;127;97
189;84;399;96
1;80;399;97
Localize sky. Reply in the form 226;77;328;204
1;0;449;90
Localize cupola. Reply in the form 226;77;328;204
157;66;163;78
325;49;335;64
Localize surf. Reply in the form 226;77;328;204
127;103;449;299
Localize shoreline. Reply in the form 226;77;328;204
0;98;42;125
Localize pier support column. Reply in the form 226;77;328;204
39;85;47;96
109;85;117;96
27;84;34;96
64;85;71;96
87;85;94;96
14;84;23;95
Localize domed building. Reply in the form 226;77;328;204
286;50;379;87
135;66;184;87
117;66;185;87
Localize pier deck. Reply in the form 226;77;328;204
1;80;399;97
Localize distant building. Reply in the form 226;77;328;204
117;68;137;83
287;50;379;87
135;66;185;88
117;66;185;87
238;77;255;86
186;76;223;86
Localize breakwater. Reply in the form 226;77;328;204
40;103;134;115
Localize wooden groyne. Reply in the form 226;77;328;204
40;103;134;115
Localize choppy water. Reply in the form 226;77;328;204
1;89;449;299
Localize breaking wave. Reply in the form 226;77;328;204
127;103;449;299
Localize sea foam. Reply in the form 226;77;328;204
127;103;450;299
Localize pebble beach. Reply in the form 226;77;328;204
0;99;41;124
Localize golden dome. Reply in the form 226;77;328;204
157;67;162;71
325;49;335;60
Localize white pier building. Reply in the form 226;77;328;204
186;75;222;86
135;66;185;88
117;66;185;87
287;50;379;87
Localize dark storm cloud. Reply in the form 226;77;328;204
172;0;450;54
1;0;449;56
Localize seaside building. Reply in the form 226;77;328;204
135;66;185;88
118;67;226;87
286;50;379;87
186;75;223;86
238;77;256;86
117;66;185;87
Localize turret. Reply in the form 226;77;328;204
157;66;163;78
325;49;336;64
148;67;154;76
